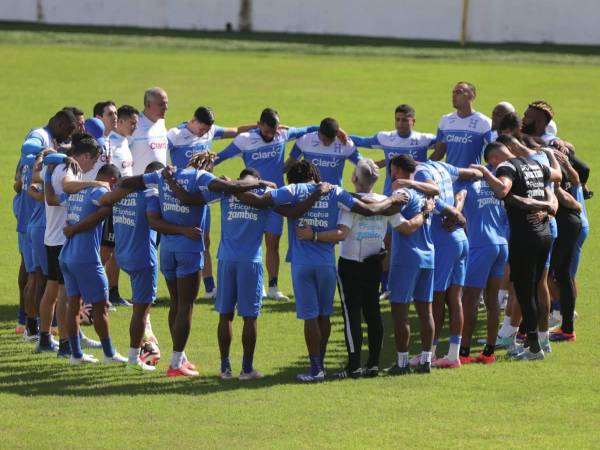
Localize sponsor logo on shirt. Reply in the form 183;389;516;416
251;148;278;160
149;141;167;150
312;157;340;168
446;133;473;144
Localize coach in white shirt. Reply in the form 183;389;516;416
130;87;169;175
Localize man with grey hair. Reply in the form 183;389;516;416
334;158;434;379
130;87;169;175
491;101;516;140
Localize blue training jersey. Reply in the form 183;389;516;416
351;130;436;195
390;187;434;268
215;126;318;186
167;123;225;169
143;168;217;253
528;150;558;238
436;111;492;168
289;132;362;186
113;189;158;271
29;184;46;229
270;183;357;266
414;161;467;246
16;154;37;233
204;187;272;263
572;184;589;230
59;186;109;264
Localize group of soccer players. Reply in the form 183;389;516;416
13;81;590;381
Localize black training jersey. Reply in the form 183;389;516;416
496;156;551;236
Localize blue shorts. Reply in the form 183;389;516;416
291;264;336;320
545;235;555;268
201;207;211;233
160;248;203;280
569;226;589;278
464;244;509;289
18;231;35;273
433;240;469;292
125;266;157;304
265;211;284;236
216;260;263;317
28;225;48;276
60;260;109;304
389;265;434;304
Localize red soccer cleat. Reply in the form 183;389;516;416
459;355;476;365
15;324;25;335
166;365;199;377
182;360;197;371
549;329;576;342
475;352;496;364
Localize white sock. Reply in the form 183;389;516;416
171;351;184;369
431;344;437;357
507;325;519;336
498;289;508;302
128;347;140;364
182;351;188;362
447;343;460;361
538;331;549;342
498;316;512;337
420;351;432;364
397;352;409;368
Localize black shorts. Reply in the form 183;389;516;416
101;215;115;248
45;245;64;284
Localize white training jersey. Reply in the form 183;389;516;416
130;112;168;175
107;131;134;177
44;163;76;246
81;142;111;182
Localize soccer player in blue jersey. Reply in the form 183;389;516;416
430;81;493;168
99;161;166;372
457;151;510;364
60;162;127;365
413;160;482;369
284;117;362;186
215;108;322;301
238;160;407;382
385;155;436;375
168;106;254;299
120;152;277;377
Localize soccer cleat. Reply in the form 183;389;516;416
548;310;562;329
239;370;264;381
495;334;516;349
379;291;390;301
69;353;99;365
333;367;363;380
433;357;461;369
50;326;59;336
182;360;197;371
266;287;289;301
475;352;496;364
80;335;103;349
540;339;552;353
511;348;545;361
126;360;156;373
57;349;71;359
363;366;379;378
296;371;325;383
204;288;217;299
15;324;26;335
506;343;525;357
166;365;199;377
459;354;477;364
23;330;40;343
36;341;59;353
385;364;411;376
516;332;526;343
103;352;128;364
110;297;133;307
220;368;233;380
414;362;431;374
549;329;576;342
408;355;421;368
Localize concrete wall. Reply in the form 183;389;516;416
2;0;600;45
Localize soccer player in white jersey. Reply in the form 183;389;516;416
168;106;254;299
108;105;138;177
130;87;169;175
430;81;492;168
350;104;437;297
93;101;117;138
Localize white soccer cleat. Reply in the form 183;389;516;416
266;287;289;301
103;352;128;365
204;288;217;299
126;360;156;373
69;353;99;365
80;334;103;349
379;291;390;301
23;330;40;343
239;370;264;381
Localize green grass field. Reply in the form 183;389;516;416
0;26;599;449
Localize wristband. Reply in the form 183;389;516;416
313;231;318;242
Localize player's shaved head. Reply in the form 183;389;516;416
483;141;513;165
49;109;77;143
492;101;516;131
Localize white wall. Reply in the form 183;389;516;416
2;0;600;46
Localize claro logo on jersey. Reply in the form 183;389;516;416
251;148;278;160
446;133;473;144
149;141;168;150
312;158;340;168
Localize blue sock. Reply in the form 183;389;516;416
221;356;231;373
433;338;439;345
203;276;215;293
51;313;58;327
242;356;253;374
18;307;26;325
551;300;561;312
59;339;71;355
309;355;322;376
381;271;389;292
449;335;462;345
100;337;115;358
69;336;83;359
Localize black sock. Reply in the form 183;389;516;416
268;277;278;288
527;332;541;353
518;322;526;335
40;331;51;347
483;344;495;356
459;346;470;357
26;317;38;336
59;339;71;354
109;286;119;300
